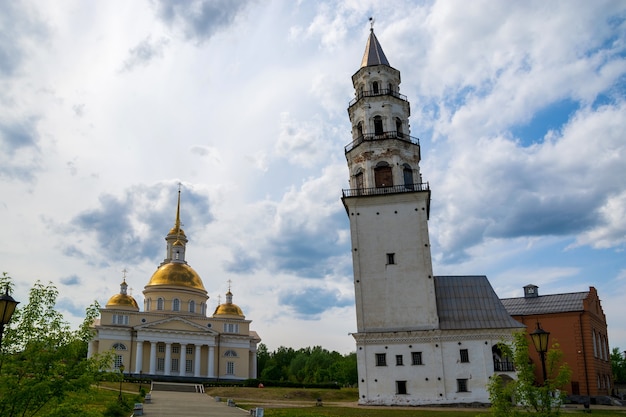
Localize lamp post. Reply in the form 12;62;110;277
0;286;19;349
530;321;550;384
118;364;125;401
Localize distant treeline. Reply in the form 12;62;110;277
256;344;357;387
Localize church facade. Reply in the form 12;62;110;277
88;190;260;381
342;29;523;405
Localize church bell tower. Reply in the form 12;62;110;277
342;28;439;335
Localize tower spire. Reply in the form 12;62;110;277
360;21;390;68
174;182;182;234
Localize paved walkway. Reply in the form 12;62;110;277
140;390;250;417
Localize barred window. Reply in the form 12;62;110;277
457;379;468;392
395;355;403;366
411;352;423;365
376;353;387;366
460;349;469;363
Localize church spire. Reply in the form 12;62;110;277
161;184;188;266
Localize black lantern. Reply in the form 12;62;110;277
118;364;125;400
0;286;19;349
530;321;550;383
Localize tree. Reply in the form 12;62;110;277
611;347;626;384
487;331;572;417
0;273;113;417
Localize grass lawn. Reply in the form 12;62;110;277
204;387;626;417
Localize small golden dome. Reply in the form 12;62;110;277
147;262;206;291
168;226;186;237
106;294;139;310
213;303;245;317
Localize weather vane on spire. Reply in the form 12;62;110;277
369;16;375;30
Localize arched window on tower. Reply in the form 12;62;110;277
157;297;164;311
145;298;151;311
355;170;364;191
374;162;393;188
374;116;383;136
388;82;393;94
373;81;379;94
189;300;195;313
403;164;414;190
396;117;403;138
173;298;180;311
357;121;363;139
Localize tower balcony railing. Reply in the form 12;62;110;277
345;130;420;153
348;88;408;107
342;182;429;198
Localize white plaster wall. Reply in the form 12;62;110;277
345;192;437;332
355;332;515;405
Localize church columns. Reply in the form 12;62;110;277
194;345;202;377
135;341;143;374
208;346;215;378
180;344;187;376
164;343;172;375
149;342;157;374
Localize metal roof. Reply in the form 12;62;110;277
434;276;524;330
500;291;589;316
361;29;390;68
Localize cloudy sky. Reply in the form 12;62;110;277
1;0;625;355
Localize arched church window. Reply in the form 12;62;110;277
403;164;414;190
173;298;180;311
396;117;403;138
157;297;164;311
112;343;127;351
224;350;238;357
145;298;151;311
189;300;195;313
374;116;383;136
373;81;379;94
374;162;393;188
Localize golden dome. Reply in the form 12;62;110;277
106;293;139;310
213;303;245;317
213;290;245;317
147;262;206;291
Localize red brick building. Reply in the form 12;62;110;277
501;285;612;397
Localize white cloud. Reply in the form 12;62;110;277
1;0;625;354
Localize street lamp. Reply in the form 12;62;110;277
118;364;125;401
0;286;19;349
530;321;550;384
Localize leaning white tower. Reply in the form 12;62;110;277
342;28;523;406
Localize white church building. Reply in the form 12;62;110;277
342;28;523;406
88;190;261;381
